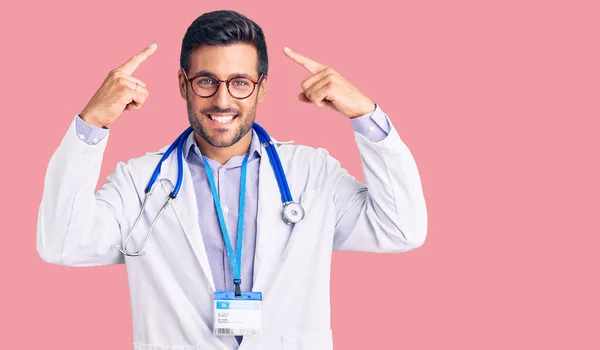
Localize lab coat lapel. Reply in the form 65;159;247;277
158;147;216;292
252;141;283;292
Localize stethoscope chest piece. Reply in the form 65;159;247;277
282;201;305;224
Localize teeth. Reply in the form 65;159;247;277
209;115;235;123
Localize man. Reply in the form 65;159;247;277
37;9;427;350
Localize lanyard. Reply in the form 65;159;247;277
203;151;250;297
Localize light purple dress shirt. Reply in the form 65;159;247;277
74;106;391;294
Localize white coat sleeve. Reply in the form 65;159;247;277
36;117;136;266
331;106;428;253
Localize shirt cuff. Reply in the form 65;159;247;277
75;114;109;145
350;104;392;142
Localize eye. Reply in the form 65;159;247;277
231;78;250;86
196;77;216;85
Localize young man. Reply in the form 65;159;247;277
37;9;427;350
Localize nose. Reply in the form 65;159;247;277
213;82;233;109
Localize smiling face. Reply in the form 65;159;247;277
179;43;268;149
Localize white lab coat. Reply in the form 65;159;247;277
37;113;427;350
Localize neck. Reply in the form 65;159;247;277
194;131;252;165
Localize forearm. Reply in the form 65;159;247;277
333;107;428;252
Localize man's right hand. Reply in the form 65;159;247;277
79;44;158;128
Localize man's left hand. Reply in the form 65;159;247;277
284;47;376;119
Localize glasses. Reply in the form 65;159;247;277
181;69;264;99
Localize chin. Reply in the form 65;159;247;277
208;136;239;148
201;126;242;148
189;112;252;149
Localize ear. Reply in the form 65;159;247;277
178;69;187;100
257;75;268;103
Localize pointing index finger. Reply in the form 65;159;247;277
283;47;326;74
117;44;158;75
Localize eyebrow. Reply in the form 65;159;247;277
191;70;256;80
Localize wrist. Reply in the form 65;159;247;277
79;112;104;128
348;100;376;119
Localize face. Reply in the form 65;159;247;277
179;43;267;148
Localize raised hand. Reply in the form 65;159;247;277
79;44;157;128
283;47;375;119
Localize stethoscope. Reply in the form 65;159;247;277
115;123;305;257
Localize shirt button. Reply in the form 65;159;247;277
92;138;99;144
223;206;229;213
78;134;85;140
368;126;375;132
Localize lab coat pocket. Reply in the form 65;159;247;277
279;188;321;260
282;329;334;350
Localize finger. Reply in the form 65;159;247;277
113;71;148;88
125;90;148;110
116;43;158;75
283;47;326;74
301;67;335;92
305;83;332;108
123;81;149;110
304;78;331;107
117;77;148;96
303;73;339;105
298;92;311;103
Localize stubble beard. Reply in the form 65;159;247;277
186;93;256;148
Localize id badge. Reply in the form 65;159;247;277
213;291;262;336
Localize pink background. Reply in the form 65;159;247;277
1;0;599;348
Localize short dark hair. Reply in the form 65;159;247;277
180;10;268;77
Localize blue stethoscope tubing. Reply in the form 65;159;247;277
115;123;304;257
